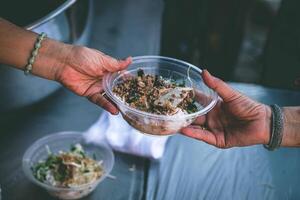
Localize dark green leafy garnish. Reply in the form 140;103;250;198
186;102;198;114
137;69;144;77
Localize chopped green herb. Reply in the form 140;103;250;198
186;102;198;114
32;144;104;187
137;69;144;77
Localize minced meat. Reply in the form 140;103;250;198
113;69;198;115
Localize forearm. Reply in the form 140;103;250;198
281;106;300;147
0;18;71;80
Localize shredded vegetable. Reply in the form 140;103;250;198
32;144;104;188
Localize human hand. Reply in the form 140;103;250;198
55;46;132;114
0;19;131;114
181;70;272;148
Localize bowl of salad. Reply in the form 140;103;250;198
22;132;114;199
103;56;218;136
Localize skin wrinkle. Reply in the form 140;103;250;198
65;47;104;77
37;39;68;79
281;107;300;146
83;80;102;97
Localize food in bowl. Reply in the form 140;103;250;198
103;56;218;136
32;144;104;188
23;132;114;200
113;69;200;116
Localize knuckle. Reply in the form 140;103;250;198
213;78;224;90
215;136;227;149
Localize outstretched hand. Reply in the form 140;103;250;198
0;18;132;114
55;46;132;114
181;70;271;148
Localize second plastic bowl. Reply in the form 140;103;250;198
103;56;218;136
22;132;114;199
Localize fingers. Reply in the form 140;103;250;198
202;70;241;103
87;93;119;115
181;125;217;146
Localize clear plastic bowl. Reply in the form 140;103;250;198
22;132;114;200
103;56;218;136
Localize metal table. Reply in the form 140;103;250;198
0;83;299;200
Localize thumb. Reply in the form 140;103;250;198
103;56;132;72
202;69;241;102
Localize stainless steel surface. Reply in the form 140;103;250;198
0;0;92;111
25;0;77;30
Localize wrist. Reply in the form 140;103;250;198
32;38;72;80
281;107;300;147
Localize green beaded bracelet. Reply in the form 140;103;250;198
24;32;47;75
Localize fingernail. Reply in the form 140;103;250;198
111;107;119;115
205;70;216;80
120;56;131;61
201;69;209;77
126;56;132;63
119;57;132;65
201;69;207;74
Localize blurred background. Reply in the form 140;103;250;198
0;0;299;111
161;0;300;90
